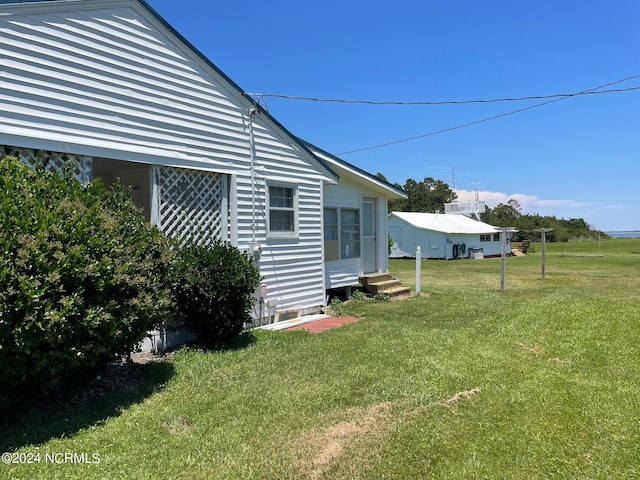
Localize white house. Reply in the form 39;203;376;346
0;0;406;327
302;142;407;290
388;212;511;259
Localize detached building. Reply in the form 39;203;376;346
388;212;510;259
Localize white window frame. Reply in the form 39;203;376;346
266;180;298;239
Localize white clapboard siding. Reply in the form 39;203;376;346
0;0;334;314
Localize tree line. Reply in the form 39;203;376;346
479;199;604;242
377;174;604;242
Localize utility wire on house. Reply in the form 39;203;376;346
246;73;640;106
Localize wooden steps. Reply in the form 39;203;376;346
359;273;411;297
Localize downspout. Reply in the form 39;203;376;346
248;107;257;243
247;107;262;263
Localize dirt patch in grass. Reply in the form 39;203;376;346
515;342;572;365
163;415;193;435
516;342;545;355
439;387;482;407
294;388;483;479
294;402;393;480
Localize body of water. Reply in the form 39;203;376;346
605;231;640;239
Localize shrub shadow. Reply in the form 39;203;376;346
0;360;175;452
188;330;257;353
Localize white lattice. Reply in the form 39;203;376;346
157;166;226;246
2;145;92;185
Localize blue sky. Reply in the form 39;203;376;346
149;0;640;231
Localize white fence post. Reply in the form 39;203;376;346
416;246;422;295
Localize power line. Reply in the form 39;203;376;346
246;74;640;106
336;75;640;155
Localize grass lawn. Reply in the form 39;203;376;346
2;238;640;479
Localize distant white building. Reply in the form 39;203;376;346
388;212;511;259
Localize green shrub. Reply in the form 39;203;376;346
0;156;172;407
350;290;367;302
328;297;346;317
373;293;390;302
171;241;260;346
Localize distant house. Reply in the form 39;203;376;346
0;0;406;329
388;212;511;259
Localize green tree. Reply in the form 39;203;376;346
482;199;521;227
376;173;406;212
387;176;455;213
482;199;600;242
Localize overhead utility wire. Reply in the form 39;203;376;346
336;74;640;155
246;73;640;106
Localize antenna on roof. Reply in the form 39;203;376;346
425;166;474;202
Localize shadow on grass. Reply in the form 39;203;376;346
0;360;175;453
0;331;257;452
188;330;257;353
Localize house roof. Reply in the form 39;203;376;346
300;140;407;199
389;212;500;234
0;0;59;3
0;0;340;183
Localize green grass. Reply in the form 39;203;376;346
2;238;640;479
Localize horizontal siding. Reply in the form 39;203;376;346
0;2;331;179
325;259;361;289
324;179;362;208
0;1;329;314
239;176;326;312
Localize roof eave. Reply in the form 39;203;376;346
299;139;407;199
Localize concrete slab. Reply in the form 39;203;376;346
254;314;330;331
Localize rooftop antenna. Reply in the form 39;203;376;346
426;166;474;202
471;182;482;201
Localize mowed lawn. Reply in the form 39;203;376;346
2;238;640;479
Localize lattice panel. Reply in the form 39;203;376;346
157;166;226;246
2;145;92;185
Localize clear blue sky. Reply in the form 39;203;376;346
149;0;640;231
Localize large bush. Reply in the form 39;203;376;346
171;241;260;346
0;156;172;405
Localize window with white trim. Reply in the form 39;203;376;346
267;182;297;237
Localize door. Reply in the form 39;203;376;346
362;198;377;273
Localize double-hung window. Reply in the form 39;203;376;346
267;182;297;237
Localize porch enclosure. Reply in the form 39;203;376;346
2;145;92;185
3;146;230;246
